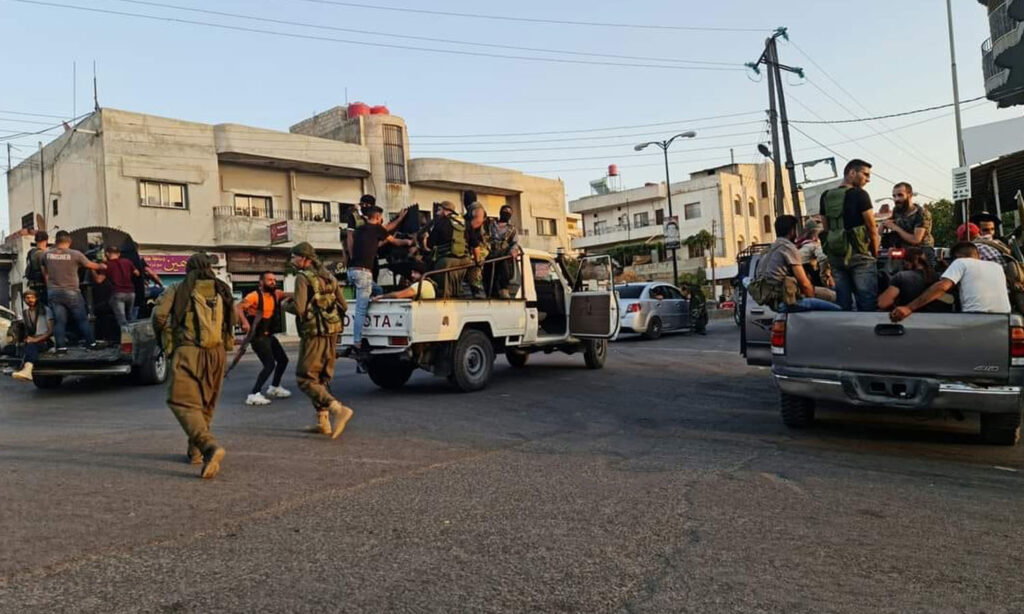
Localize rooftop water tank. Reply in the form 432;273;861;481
369;105;390;115
347;102;371;118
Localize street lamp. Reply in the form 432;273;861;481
635;131;697;284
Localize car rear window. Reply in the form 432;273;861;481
615;285;645;299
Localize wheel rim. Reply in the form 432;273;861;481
594;340;606;359
652;319;661;334
465;345;486;379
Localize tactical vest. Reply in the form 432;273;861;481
437;215;468;258
298;269;345;337
822;187;870;263
169;279;226;352
25;248;44;285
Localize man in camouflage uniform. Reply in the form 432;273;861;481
486;204;521;299
465;203;490;299
426;201;473;298
152;253;234;479
288;242;354;439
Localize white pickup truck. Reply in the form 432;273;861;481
339;249;620;392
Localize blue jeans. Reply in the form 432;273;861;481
48;288;94;347
779;298;843;312
110;292;135;327
830;254;878;312
24;341;47;363
346;268;382;346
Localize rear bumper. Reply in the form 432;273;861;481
33;365;133;376
773;366;1023;414
619;313;644;333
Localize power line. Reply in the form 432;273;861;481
414;130;765;154
111;0;741;68
789;95;987;124
0;109;73;120
290;0;768;32
0;112;91;142
14;0;748;72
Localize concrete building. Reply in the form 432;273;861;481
979;0;1024;107
5;104;570;313
569;162;800;291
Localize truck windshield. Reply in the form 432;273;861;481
616;285;645;299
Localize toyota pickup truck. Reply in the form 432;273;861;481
338;249;620;392
740;247;1024;445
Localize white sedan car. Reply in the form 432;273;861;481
616;282;704;339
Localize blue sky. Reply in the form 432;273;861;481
1;0;1020;234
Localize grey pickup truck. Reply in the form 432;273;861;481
740;247;1024;445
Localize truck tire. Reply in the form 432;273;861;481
980;411;1022;446
450;329;494;392
779;391;815;428
643;316;663;340
505;348;529;368
135;347;167;385
32;373;63;389
583;339;607;369
366;356;416;390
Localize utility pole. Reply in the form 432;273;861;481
945;0;968;223
710;218;717;298
635;131;697;285
765;59;786;218
39;141;45;228
769;38;802;219
6;143;10;172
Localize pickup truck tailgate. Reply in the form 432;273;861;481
340;301;412;346
782;312;1011;380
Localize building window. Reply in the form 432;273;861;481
763;214;771;234
21;212;34;230
593;220;607;235
383;124;406;184
655;209;664;225
139;180;188;210
618;214;629;228
748;198;756;217
761;181;769;198
233;194;273;218
299;199;331;222
683;202;701;220
52;199;58;217
633;211;650;228
733;195;742;215
687;243;705;259
536;217;557;236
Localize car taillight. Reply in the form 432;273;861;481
626;303;641;313
1011;326;1024;365
770;318;786;355
389;336;409;346
889;248;906;260
120;342;133;355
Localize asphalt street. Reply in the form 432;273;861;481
2;322;1023;613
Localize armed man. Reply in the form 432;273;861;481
288;242;354;439
465;203;490;299
152;253;234;479
486;204;520;298
425;201;472;298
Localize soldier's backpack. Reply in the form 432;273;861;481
746;243;799;309
24;248;44;284
298;269;346;337
178;279;225;350
821;187;871;264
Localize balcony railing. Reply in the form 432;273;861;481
990;0;1024;60
212;206;339;224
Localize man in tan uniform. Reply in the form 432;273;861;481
288;242;354;439
152;253;235;479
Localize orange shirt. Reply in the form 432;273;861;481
240;290;284;319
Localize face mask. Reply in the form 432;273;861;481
499;210;512;223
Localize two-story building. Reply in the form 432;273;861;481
569;162;800;294
979;0;1024;107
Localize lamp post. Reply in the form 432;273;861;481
635;131;697;284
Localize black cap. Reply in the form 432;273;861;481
970;211;1003;227
359;194;376;206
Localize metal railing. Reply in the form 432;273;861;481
212;206;338;223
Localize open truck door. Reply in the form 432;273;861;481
568;255;620;339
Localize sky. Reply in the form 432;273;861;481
1;0;1021;235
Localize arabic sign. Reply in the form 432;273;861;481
270;220;289;245
226;251;290;274
144;254;191;274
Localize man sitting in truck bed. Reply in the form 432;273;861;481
752;215;840;312
890;242;1010;322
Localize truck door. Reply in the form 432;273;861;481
568;255;620;338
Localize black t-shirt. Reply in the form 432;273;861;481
351;223;388;270
889;270;949;312
819;187;872;230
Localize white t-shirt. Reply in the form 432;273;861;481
941;258;1011;314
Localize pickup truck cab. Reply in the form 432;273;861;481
339;250;620;392
740;247;1024;445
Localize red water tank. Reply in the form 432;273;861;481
347;102;371;118
370;105;390;115
608;164;619;176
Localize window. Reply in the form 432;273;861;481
655;209;664;225
688;243;705;259
683;202;701;220
233;194;273;218
536;217;557;236
633;211;650;228
733;195;742;215
593;220;607;235
763;214;771;234
383;124;406;184
139;180;187;210
52;199;58;217
664;286;684;300
761;181;769;198
618;214;629;228
299;200;331;222
748;198;756;217
20;212;34;230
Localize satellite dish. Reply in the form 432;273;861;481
35;213;45;231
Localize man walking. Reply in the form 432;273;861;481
43;230;106;349
820;159;880;311
236;271;291;406
290;242;354;439
347;205;412;352
152;253;234;479
11;289;55;382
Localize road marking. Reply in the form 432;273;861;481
617;347;737;355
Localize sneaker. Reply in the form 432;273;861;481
265;385;292;399
245;392;272;406
55;347;68;354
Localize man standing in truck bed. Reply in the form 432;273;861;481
820;159;880;311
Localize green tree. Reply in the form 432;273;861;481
926;199;956;247
683;230;714;255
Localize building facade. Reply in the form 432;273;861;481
980;0;1024;107
569;162;800;290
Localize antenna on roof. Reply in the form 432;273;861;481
92;61;99;111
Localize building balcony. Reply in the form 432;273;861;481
569;182;665;214
983;39;1012;93
572;222;661;250
213;124;370;177
990;1;1024;64
211;206;343;251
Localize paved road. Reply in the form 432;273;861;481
2;323;1023;612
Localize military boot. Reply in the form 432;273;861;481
200;446;226;480
186;444;203;465
11;362;34;382
328;401;355;440
316;410;332;435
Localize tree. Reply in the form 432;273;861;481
683;230;714;256
926;199;956;247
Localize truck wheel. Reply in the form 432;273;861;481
366;356;416;390
583;339;607;369
135;347;167;385
779;391;815;428
643;317;663;340
505;349;529;368
32;373;63;389
980;411;1022;446
451;329;494;392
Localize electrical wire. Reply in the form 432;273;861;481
789;96;987;124
414;130;765;154
14;0;748;72
0;109;73;120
